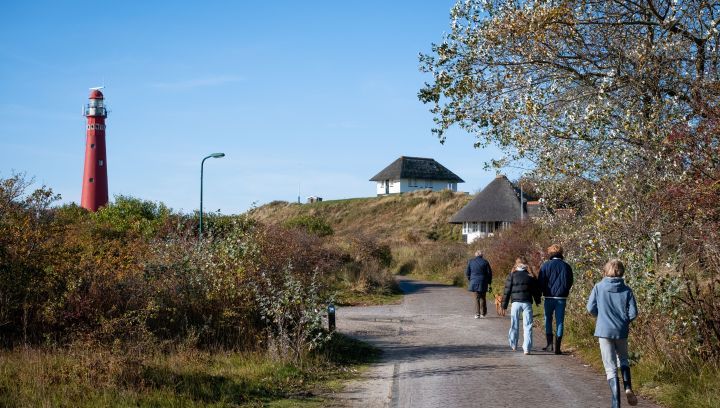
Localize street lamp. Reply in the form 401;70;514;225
199;152;225;240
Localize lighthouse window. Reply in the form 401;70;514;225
89;178;94;183
90;144;95;148
98;160;104;166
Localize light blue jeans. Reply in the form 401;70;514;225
544;298;567;337
598;337;630;379
509;301;534;352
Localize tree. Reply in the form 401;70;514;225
420;0;720;363
419;0;720;181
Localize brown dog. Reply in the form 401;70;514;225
495;294;506;317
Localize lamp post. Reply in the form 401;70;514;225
199;152;225;240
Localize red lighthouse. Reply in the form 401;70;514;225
81;88;109;211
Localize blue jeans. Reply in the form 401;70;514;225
544;298;567;337
598;337;630;379
509;302;534;352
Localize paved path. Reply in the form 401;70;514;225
330;277;661;408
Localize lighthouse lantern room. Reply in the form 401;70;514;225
81;88;109;211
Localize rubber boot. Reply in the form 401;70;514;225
621;366;638;406
608;377;621;408
554;335;562;355
541;333;553;352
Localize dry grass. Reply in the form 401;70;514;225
250;190;470;245
251;191;473;296
0;334;379;407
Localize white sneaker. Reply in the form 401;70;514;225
479;314;486;318
474;314;480;319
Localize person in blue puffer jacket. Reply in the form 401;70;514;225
538;244;574;354
587;259;639;408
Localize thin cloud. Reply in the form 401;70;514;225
150;75;245;90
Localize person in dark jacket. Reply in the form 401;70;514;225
538;244;574;354
466;250;493;318
501;257;541;354
587;259;638;408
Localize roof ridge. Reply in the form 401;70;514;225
400;156;435;160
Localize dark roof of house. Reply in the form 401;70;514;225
369;156;464;182
450;175;527;223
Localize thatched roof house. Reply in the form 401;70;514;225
450;175;538;243
370;156;464;196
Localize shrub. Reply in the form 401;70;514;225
283;215;334;237
0;175;342;358
473;221;549;286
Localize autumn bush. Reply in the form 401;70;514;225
0;174;350;362
471;221;550;295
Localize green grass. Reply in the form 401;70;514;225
0;334;380;408
336;291;403;306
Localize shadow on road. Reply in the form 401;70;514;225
381;343;511;362
398;280;454;295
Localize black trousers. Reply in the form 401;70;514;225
475;291;487;316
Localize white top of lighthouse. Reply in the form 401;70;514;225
85;88;107;118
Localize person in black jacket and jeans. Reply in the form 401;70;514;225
502;257;541;354
466;250;493;318
538;244;574;354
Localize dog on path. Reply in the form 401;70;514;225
494;294;506;317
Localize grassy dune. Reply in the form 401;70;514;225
250;190;471;245
251;190;473;289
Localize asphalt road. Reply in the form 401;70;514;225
330;277;661;408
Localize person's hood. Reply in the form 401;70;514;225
601;277;625;292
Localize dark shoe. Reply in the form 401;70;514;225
554;335;562;355
541;334;554;352
608;377;621;408
621;366;638;406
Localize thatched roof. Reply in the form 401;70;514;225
369;156;464;182
450;175;526;223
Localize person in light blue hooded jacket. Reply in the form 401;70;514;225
587;259;639;408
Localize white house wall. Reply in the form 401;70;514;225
376;180;402;195
376;179;458;196
461;221;514;244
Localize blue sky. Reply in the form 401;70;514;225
0;1;519;214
